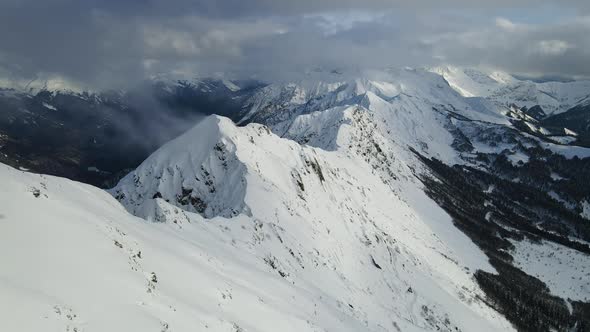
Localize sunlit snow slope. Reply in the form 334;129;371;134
0;112;513;332
430;66;590;115
4;66;590;331
110;115;514;331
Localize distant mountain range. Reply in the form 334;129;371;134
2;67;590;331
0;78;261;187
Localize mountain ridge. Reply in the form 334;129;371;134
2;66;590;331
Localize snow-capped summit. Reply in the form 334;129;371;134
0;74;92;96
427;66;512;97
428;66;590;115
241;68;510;130
112;112;514;331
2;64;590;331
113;116;250;220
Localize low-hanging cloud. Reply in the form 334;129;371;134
1;0;589;89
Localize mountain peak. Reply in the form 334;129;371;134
112;114;252;219
110;107;514;331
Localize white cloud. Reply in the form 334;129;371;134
304;11;385;35
535;40;572;55
495;17;517;30
143;27;201;56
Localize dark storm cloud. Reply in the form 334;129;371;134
0;0;589;88
33;0;586;17
0;1;145;88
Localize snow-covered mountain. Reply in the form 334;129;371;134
110;114;517;331
0;77;259;187
0;115;515;331
430;66;590;115
111;67;590;330
2;66;590;331
0;74;91;96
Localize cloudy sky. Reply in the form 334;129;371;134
1;0;589;89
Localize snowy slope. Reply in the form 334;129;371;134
510;239;590;303
241;67;590;164
430;66;590;115
112;115;515;331
0;74;92;96
230;67;590;322
4;65;589;331
242;69;515;128
1;158;516;332
428;66;518;98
